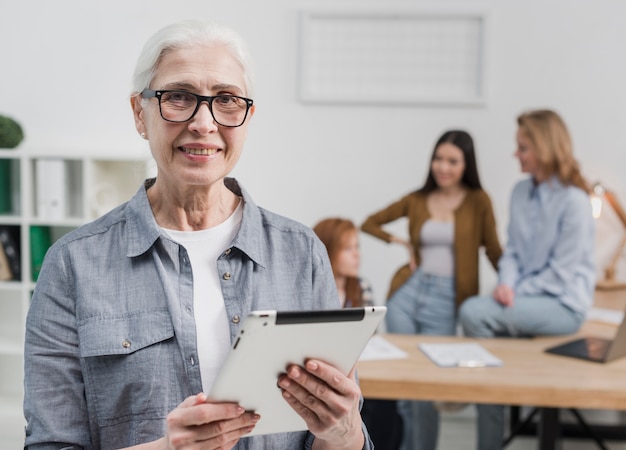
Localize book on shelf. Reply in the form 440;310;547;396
0;226;20;281
30;225;52;282
0;159;12;214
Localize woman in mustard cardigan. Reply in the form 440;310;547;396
361;129;502;450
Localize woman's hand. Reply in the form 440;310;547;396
493;284;515;307
163;393;259;450
278;360;365;450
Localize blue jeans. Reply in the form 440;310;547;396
385;269;456;450
459;293;585;450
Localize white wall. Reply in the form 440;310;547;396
2;0;626;302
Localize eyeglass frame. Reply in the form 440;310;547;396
140;89;254;128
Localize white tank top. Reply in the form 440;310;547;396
419;219;454;277
163;200;243;392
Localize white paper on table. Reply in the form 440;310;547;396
586;307;624;325
419;342;503;368
359;335;409;361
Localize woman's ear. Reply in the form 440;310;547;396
130;94;146;136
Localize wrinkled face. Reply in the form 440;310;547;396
431;142;466;189
132;43;254;188
333;230;360;279
515;127;540;176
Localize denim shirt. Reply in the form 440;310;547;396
24;178;373;450
498;176;596;314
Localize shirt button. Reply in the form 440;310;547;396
232;315;240;324
224;248;232;256
186;306;192;314
122;339;132;349
223;272;231;280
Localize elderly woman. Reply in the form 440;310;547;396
24;21;372;450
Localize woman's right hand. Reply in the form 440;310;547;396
163;393;259;449
493;284;515;307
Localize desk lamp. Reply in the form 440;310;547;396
592;183;626;290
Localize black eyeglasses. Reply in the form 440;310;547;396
141;89;254;127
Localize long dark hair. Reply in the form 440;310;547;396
418;130;483;194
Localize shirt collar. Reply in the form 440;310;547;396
124;177;266;268
529;175;564;202
224;178;267;268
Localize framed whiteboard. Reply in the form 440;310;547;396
297;10;488;106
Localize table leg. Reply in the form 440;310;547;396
538;408;561;450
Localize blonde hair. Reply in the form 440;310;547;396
517;109;588;192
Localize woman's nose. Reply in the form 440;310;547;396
189;102;219;133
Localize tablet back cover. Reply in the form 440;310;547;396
208;306;386;436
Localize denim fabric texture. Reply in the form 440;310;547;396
459;294;585;339
384;269;456;450
24;178;373;450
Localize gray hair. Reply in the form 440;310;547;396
131;20;255;97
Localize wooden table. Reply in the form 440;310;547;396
357;290;626;449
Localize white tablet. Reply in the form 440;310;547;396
207;306;387;436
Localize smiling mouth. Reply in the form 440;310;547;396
181;147;219;156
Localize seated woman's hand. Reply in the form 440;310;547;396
164;393;260;450
493;284;515;307
278;360;365;450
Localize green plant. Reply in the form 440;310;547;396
0;115;24;148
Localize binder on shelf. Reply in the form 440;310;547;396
0;226;20;281
30;225;52;282
35;158;67;220
0;159;12;214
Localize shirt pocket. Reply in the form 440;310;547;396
78;308;181;436
79;307;174;357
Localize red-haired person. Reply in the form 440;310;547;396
313;218;374;308
314;217;402;450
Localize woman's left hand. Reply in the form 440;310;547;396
277;360;365;450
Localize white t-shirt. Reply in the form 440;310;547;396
163;201;243;392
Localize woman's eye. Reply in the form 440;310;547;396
170;92;193;102
215;95;235;105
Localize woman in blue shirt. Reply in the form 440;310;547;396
459;109;596;450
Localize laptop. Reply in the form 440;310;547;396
545;308;626;363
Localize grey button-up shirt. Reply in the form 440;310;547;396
24;178;373;450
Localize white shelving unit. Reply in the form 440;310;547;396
0;148;154;441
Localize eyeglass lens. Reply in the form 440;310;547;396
159;91;250;126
